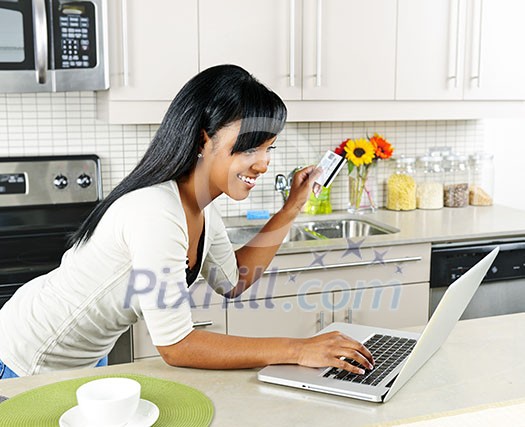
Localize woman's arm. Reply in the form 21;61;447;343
157;329;374;373
229;165;322;298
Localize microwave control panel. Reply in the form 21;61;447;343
53;1;97;69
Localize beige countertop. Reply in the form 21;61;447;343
1;313;524;426
224;205;525;254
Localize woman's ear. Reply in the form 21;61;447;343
200;130;212;155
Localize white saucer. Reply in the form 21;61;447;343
59;398;159;427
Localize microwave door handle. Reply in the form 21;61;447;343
32;0;48;84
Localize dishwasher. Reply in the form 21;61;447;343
430;239;525;319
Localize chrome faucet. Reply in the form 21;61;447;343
275;167;303;203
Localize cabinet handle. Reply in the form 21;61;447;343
470;0;483;88
120;0;130;87
344;308;353;324
448;0;462;88
193;320;213;328
32;0;48;84
262;256;423;275
289;0;296;87
315;0;323;87
317;311;326;332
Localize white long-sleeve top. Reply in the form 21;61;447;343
0;181;239;376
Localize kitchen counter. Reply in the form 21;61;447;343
1;313;524;426
224;205;525;254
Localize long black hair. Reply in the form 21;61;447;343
69;64;287;247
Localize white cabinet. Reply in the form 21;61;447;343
132;279;227;360
396;0;525;101
227;243;431;338
301;0;396;100
97;0;198;123
199;0;302;101
227;294;326;338
199;0;396;101
97;0;525;123
332;282;429;329
463;0;525;100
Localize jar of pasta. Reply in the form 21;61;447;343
443;154;470;208
469;152;494;206
386;157;416;211
416;156;444;209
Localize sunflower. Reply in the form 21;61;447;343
369;133;394;159
344;138;375;166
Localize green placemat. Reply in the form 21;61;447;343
0;373;214;426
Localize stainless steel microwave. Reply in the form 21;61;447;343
0;0;108;92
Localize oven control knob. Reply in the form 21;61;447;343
53;174;68;189
76;173;92;188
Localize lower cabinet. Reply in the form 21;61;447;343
132;303;226;360
132;243;431;359
332;282;429;329
227;282;429;338
227;294;327;338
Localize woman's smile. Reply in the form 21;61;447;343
237;173;258;188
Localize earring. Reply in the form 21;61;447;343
197;153;203;159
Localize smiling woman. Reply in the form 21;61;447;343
0;64;374;378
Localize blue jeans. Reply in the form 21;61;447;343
0;356;108;379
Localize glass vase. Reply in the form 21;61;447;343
347;164;377;214
304;185;332;215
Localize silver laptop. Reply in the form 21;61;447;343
258;247;500;403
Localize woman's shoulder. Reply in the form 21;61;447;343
112;181;183;216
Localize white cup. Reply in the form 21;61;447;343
76;378;141;427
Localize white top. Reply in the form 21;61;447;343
0;181;239;376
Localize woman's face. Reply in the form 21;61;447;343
202;121;277;201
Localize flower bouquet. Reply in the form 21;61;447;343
335;133;394;213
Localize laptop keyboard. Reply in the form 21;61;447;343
322;334;417;386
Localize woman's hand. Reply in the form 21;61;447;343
295;331;375;374
282;165;323;216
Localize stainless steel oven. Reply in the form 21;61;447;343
0;155;132;365
0;0;108;92
430;240;525;319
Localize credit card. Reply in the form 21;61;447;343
313;150;347;197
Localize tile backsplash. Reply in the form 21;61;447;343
0;92;484;217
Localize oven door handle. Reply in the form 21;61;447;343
32;0;48;84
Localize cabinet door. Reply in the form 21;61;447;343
106;0;198;101
463;0;525;100
332;282;429;329
227;294;329;338
132;304;226;360
302;0;396;100
199;0;302;101
396;0;467;100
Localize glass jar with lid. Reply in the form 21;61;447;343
416;156;444;209
443;154;470;207
469;152;494;206
386;157;416;211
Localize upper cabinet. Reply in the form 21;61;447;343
301;0;396;100
199;0;302;101
97;0;525;123
97;0;198;123
396;0;525;100
200;0;396;101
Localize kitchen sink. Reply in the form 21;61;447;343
225;218;397;245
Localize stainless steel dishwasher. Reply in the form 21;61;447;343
430;239;525;319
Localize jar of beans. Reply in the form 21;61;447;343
469;152;494;206
443;154;470;208
386;157;417;211
416;156;444;209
